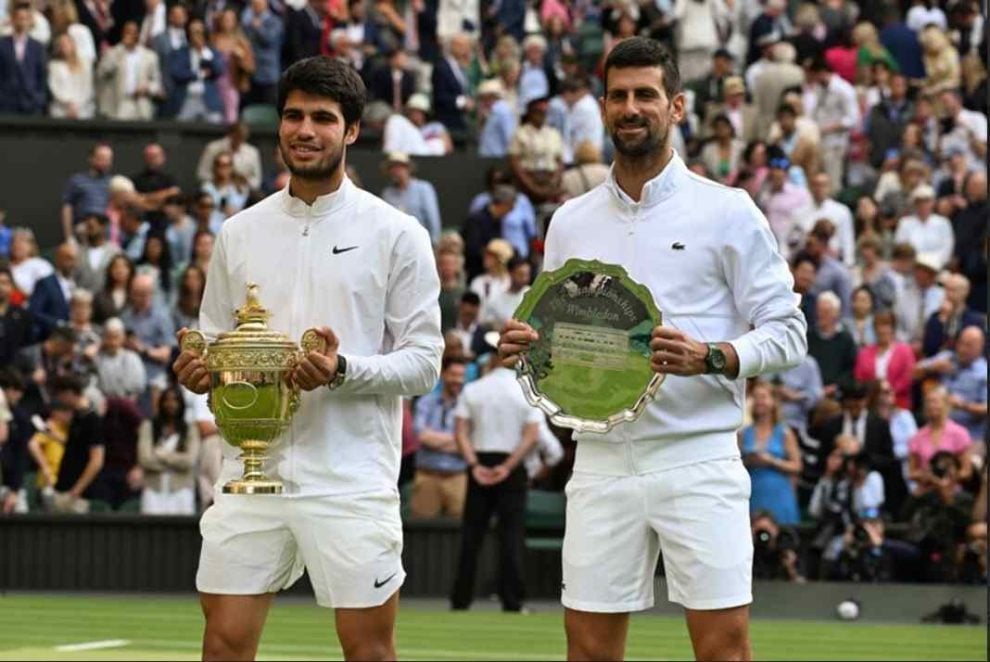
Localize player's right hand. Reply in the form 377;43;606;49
497;319;539;368
173;328;211;394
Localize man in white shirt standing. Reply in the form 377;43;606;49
173;57;443;661
808;55;860;192
894;184;955;268
500;38;807;660
482;257;530;329
795;172;856;267
560;75;604;166
451;350;542;612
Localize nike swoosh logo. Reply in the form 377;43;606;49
373;572;397;589
332;245;358;255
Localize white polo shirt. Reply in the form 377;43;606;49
455;367;543;454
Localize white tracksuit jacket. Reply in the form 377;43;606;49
200;178;443;496
544;152;808;474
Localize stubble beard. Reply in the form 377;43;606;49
610;119;668;160
279;140;346;182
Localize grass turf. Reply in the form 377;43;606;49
0;594;985;661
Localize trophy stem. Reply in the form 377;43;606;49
222;440;283;495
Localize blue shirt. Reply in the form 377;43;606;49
241;9;283;85
469;191;537;258
479;99;517;158
63;171;111;224
382;178;441;243
938;351;988;442
413;389;467;472
121;303;176;382
518;61;549;108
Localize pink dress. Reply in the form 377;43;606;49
907;420;972;469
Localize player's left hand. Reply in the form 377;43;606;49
649;327;707;376
292;327;340;391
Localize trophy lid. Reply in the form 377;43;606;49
211;283;299;350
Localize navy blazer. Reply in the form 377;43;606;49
28;274;70;340
431;58;468;131
0;36;46;114
369;65;416;108
164;46;226;118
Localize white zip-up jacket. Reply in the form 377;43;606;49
544;152;807;473
200;178;443;496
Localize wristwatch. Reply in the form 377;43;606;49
704;343;727;375
326;354;348;391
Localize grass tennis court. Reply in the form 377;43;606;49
0;594;984;661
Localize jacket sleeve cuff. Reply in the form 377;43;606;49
729;335;761;381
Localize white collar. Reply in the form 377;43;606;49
279;176;354;218
606;150;686;210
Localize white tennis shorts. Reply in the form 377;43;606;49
196;491;404;608
562;456;753;612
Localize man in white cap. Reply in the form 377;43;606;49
383;93;453;155
702;75;757;142
894;184;955;268
381;152;442;243
477;79;517;157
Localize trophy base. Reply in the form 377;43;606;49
223;479;283;495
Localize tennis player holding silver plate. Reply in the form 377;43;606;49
499;37;807;662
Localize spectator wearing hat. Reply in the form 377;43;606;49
477;79;517;158
751;42;804;140
894;184;954;268
746;0;790;64
561;141;610;199
686;48;735;121
757;148;811;259
699;113;745;183
702;75;757;143
383;93;454;156
519;34;551;107
808;55;860;191
509;97;564;206
744;28;781;94
380;152;442;244
559;75;603;166
893;250;945;351
432;33;474;131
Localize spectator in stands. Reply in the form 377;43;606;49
26;395;72;493
93;254;134;324
561;140;609;199
167;18;225;123
686;48;734;121
854;311;916;412
808;291;857;400
908;387;974;495
468;169;537;259
119;203;150;262
852;236;898;312
895;185;954;269
411;356;468;519
120;273;175;411
896;251;945;353
101;391;144;509
0;267;33;368
380;152;442;244
210;8;255;124
919;26;960;100
846;286;877;348
94;316;146;398
96;20;162;120
197;122;263;191
60;143;114;242
868;378;917;484
757;150;810;259
172;264;206;331
461;188;515;282
383;93;453;156
137;386;200;514
28;242;77;340
772;352;823;438
137;234;175;302
369;47;415;110
559;75;603;165
162;196;196;268
467;237;512;311
188;230;214;276
915;326;987;444
240;0;282;107
74;214;118;294
808;55;860;190
702;75;757;143
699;114;744;184
937;89;987;167
68;288;99;356
47;374;105;513
451;349;541;612
432;32;475;131
49;0;95;63
48;32;94;118
481;256;529;329
131;143;181;228
750;510;805;582
802;221;854;316
797;173;856;268
866;73;913;169
0;3;46;116
8;227;52;298
922;274;982;357
450;291;483;358
951;171;986;314
436;249;464;333
477;79;516;158
0;368;29;513
509;96;564;207
740;380;802;524
751;42;804;139
202;152;250;233
151;3;187;109
791;255;817;329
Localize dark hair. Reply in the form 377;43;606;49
49;326;78;345
83;212;110;226
776;102;796;117
103;254;135;295
49;374;84;395
873;310;895;329
742;140;766;164
153;386;189;451
177;264;206;318
791;255;817;271
507;256;529;272
560;75;589;94
0;266;12;282
191;230;214;263
853;284;875;306
0;367;25;392
841;381;868;401
139;231;173;293
277;56;366;127
810;219;834;241
441;355;468;372
460;291;481;306
603;37;680;100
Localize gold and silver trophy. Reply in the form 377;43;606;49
181;283;323;495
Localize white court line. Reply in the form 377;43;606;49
54;639;130;652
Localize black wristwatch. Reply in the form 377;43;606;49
704;343;727;375
327;354;348;391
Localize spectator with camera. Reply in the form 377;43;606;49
751;510;805;582
907;387;974;495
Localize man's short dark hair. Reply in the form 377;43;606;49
0;367;25;392
48;326;78;345
603;37;680;101
791;255;817;271
0;266;13;282
441;355;468;372
277;56;366;127
507;256;529;272
460;291;481;307
776;103;796;117
83;212;110;226
560;75;589;94
49;374;84;395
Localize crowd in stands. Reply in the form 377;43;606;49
0;0;986;586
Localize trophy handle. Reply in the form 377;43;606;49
300;328;326;355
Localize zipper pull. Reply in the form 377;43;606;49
302;224;310;237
